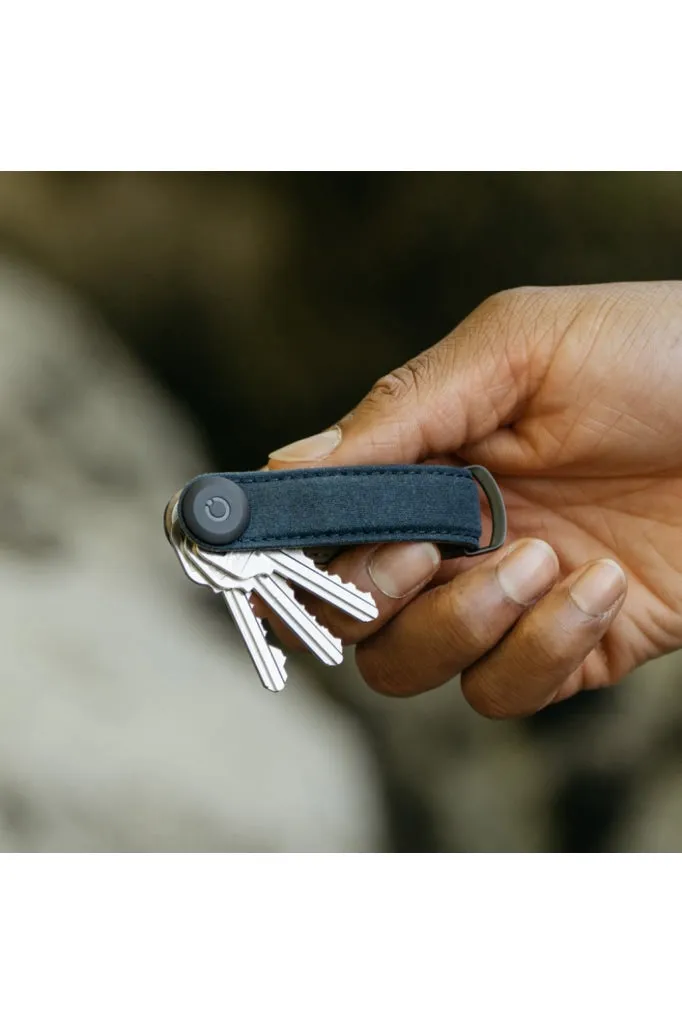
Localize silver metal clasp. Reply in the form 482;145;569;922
463;465;507;556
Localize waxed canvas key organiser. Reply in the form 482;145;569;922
166;463;509;693
175;464;507;560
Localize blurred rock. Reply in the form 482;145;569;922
0;257;386;852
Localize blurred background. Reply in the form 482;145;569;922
1;171;682;852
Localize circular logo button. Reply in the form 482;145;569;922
179;476;250;545
205;497;230;522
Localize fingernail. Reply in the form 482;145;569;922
268;426;342;462
569;559;627;616
496;539;559;605
368;542;440;599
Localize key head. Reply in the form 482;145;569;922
179;475;250;546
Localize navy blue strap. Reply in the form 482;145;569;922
176;464;506;556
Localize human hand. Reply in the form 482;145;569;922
266;282;682;717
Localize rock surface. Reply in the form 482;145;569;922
0;259;386;852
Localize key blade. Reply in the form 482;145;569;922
223;589;287;692
255;575;344;666
269;549;379;623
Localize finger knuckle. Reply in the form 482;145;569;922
368;353;432;405
471;288;544;351
478;286;543;321
439;587;493;652
463;286;558;390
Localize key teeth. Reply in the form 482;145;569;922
278;578;344;658
326;570;377;605
291;549;379;616
293;549;323;569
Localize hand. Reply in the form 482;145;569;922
266;282;682;717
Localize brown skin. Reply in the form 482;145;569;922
267;282;682;718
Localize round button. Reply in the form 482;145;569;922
180;476;250;545
205;496;230;522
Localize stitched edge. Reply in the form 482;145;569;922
226;526;480;544
224;468;473;485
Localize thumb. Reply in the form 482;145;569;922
268;288;545;469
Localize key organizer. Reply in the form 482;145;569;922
175;464;507;557
164;464;507;692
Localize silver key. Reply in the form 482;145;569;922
165;497;379;691
267;549;378;623
195;546;379;624
223;589;288;692
191;546;344;665
253;574;343;665
166;501;287;692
